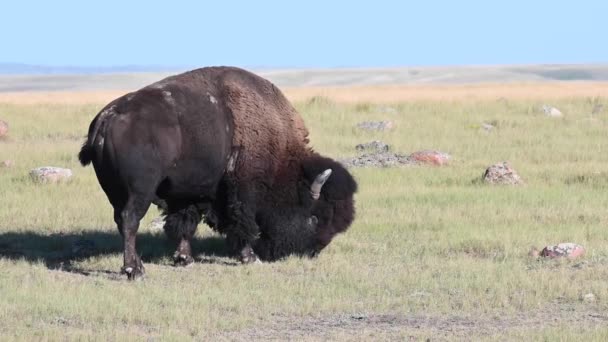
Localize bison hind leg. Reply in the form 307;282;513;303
163;204;202;266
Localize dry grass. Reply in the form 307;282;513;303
286;82;608;103
1;84;608;340
1;81;608;105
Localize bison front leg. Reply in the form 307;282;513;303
222;176;261;264
224;200;261;264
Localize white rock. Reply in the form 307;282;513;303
482;124;493;131
542;105;563;117
582;293;595;303
29;167;73;183
483;162;523;185
356;120;394;131
355;140;390;153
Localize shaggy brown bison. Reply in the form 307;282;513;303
79;66;357;279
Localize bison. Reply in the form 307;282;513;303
79;66;357;279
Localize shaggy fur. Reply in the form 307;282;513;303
221;71;311;206
254;208;318;260
79;66;357;278
240;155;357;261
161;204;201;242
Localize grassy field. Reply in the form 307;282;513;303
1;83;608;340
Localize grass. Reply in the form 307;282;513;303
1;85;608;340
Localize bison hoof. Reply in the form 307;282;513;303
121;266;145;281
173;253;194;267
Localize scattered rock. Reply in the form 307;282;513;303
541;105;563;117
343;149;451;168
539;243;585;259
71;239;96;258
376;106;397;114
29;167;73;183
53;316;70;325
356;120;394;132
1;160;13;168
481;123;495;132
355;140;390;153
0;120;8;138
592;104;603;115
528;247;540;258
148;216;166;232
408;150;450;166
482;162;522;185
341;152;413;168
581;293;596;303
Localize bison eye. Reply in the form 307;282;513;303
307;215;318;227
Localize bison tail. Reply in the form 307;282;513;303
78;142;94;166
78;106;114;167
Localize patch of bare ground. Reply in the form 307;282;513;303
217;306;608;341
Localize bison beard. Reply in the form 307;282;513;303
254;209;319;261
78;66;357;279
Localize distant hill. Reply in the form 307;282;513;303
1;64;608;92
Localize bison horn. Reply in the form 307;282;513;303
310;169;332;200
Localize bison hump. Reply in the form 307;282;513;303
221;70;310;187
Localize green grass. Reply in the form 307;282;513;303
1;95;608;340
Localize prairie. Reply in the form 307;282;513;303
1;82;607;340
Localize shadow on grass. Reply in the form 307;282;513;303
0;230;234;276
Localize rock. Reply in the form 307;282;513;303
581;293;596;303
343;149;451;168
408;150;450;166
539;243;585;259
355;140;390;153
481;123;495;132
29;167;73;183
148;216;166;232
482;162;522;185
592;104;603;115
542;105;563;117
528;247;540;258
341;152;413;168
0;120;8;138
356;120;394;132
1;160;13;168
377;106;397;114
71;239;96;257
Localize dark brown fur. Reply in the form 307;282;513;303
79;66;357;278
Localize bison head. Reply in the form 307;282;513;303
302;155;358;255
253;155;357;261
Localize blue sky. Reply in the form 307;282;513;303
2;0;606;68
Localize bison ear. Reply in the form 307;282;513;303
310;169;332;200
